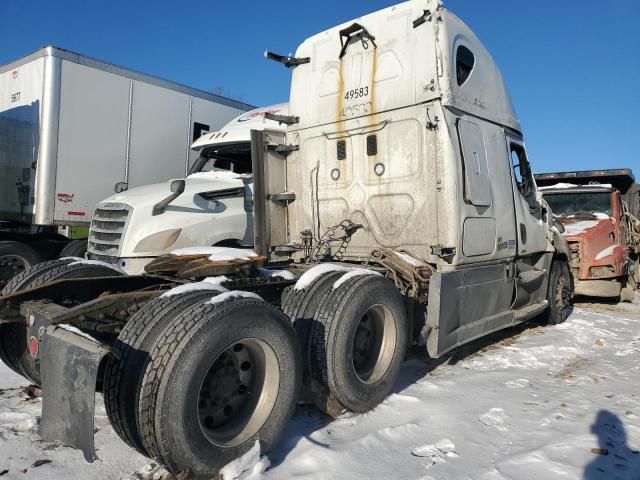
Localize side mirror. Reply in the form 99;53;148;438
153;180;186;216
170;179;185;194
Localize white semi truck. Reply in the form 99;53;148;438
0;1;572;477
0;46;253;287
86;104;288;274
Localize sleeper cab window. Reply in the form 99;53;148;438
456;45;475;86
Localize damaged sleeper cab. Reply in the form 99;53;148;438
0;1;572;477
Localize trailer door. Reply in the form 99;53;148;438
0;58;45;222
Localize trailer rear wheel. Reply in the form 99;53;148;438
137;297;301;477
310;274;408;414
103;288;224;455
544;261;572;325
0;241;41;291
0;258;123;384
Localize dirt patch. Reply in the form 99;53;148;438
576;300;640;317
471;326;545;356
553;356;590;380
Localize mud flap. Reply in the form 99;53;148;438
39;325;110;462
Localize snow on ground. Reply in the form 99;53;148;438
0;297;639;479
0;367;150;479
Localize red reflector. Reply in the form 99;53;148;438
68;211;86;216
29;336;39;359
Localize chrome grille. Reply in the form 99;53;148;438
87;202;132;261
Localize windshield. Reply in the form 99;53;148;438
188;143;252;175
543;192;612;217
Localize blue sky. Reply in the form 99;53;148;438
1;0;638;174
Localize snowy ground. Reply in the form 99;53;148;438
0;296;639;479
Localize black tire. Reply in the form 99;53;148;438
543;260;572;325
0;258;123;384
282;270;345;345
0;259;77;378
59;239;88;259
309;274;409;414
103;289;223;455
0;241;42;291
138;297;301;478
281;270;346;404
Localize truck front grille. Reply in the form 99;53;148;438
87;202;132;262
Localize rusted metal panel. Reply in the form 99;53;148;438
145;253;267;279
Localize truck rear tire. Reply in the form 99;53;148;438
0;258;123;385
59;239;88;259
0;241;41;291
543;261;572;325
309;274;409;414
103;289;224;455
282;270;345;359
137;297;301;477
281;270;346;408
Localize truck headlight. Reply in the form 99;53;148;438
134;228;182;253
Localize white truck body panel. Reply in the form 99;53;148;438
282;0;544;268
0;46;253;226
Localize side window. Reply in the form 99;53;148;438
458;120;491;206
456;45;475;86
511;150;524;192
510;143;538;211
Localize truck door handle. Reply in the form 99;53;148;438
519;223;527;245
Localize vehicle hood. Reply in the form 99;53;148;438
557;213;625;280
92;171;253;260
558;213;613;241
99;172;250;210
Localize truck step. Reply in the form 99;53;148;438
518;269;546;285
513;300;548;321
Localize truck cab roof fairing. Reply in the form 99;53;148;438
287;0;520;134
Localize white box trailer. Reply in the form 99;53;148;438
0;46;253;285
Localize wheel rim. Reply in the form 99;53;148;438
351;304;397;384
0;255;29;288
197;338;280;447
555;270;571;318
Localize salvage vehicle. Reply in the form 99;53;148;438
536;169;640;301
86;103;288;274
0;1;572;477
0;46;252;287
